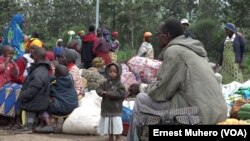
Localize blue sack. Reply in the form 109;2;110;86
122;106;132;123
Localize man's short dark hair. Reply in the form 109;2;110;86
89;25;95;32
162;18;184;38
34;47;46;60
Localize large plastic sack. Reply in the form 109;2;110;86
122;100;134;136
122;100;134;123
127;56;162;84
121;63;130;72
63;90;102;135
240;80;250;89
222;81;242;99
122;106;132;123
123;99;135;109
121;71;138;91
121;63;140;91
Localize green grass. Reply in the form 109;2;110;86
117;49;137;63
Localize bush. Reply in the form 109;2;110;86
191;18;224;62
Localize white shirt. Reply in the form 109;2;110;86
137;41;154;59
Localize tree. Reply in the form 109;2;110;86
0;0;22;35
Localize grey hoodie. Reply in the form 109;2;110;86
147;35;227;124
96;63;126;117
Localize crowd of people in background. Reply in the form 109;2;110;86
0;12;247;141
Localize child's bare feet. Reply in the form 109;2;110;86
115;135;121;141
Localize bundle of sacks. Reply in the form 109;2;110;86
81;57;106;91
120;63;139;91
127;56;162;84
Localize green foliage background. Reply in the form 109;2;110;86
0;0;250;80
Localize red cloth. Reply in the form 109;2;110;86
82;32;98;52
0;56;19;87
46;51;55;76
13;57;26;84
96;52;111;65
82;32;97;42
46;51;55;61
67;63;75;71
112;32;118;38
93;37;111;65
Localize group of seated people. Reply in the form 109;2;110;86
0;42;101;133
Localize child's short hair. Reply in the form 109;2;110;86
92;57;105;68
33;47;46;60
55;64;69;77
1;45;14;56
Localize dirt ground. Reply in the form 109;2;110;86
0;128;127;141
0;118;127;141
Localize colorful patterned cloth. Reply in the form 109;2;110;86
109;52;117;63
81;68;106;91
69;65;84;95
2;14;25;60
0;83;21;117
127;56;162;84
221;41;243;84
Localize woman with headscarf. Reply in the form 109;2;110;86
24;32;44;53
2;14;25;60
214;23;246;84
109;32;119;63
58;48;84;99
93;27;111;65
137;32;154;59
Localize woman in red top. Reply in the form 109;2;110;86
93;27;111;65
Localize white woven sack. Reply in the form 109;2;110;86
63;90;102;135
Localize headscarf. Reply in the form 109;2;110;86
64;48;78;62
77;30;85;36
92;57;105;68
111;32;118;38
29;38;43;48
2;13;25;60
67;30;75;45
46;51;55;61
143;32;152;41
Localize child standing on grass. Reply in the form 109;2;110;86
96;63;126;141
